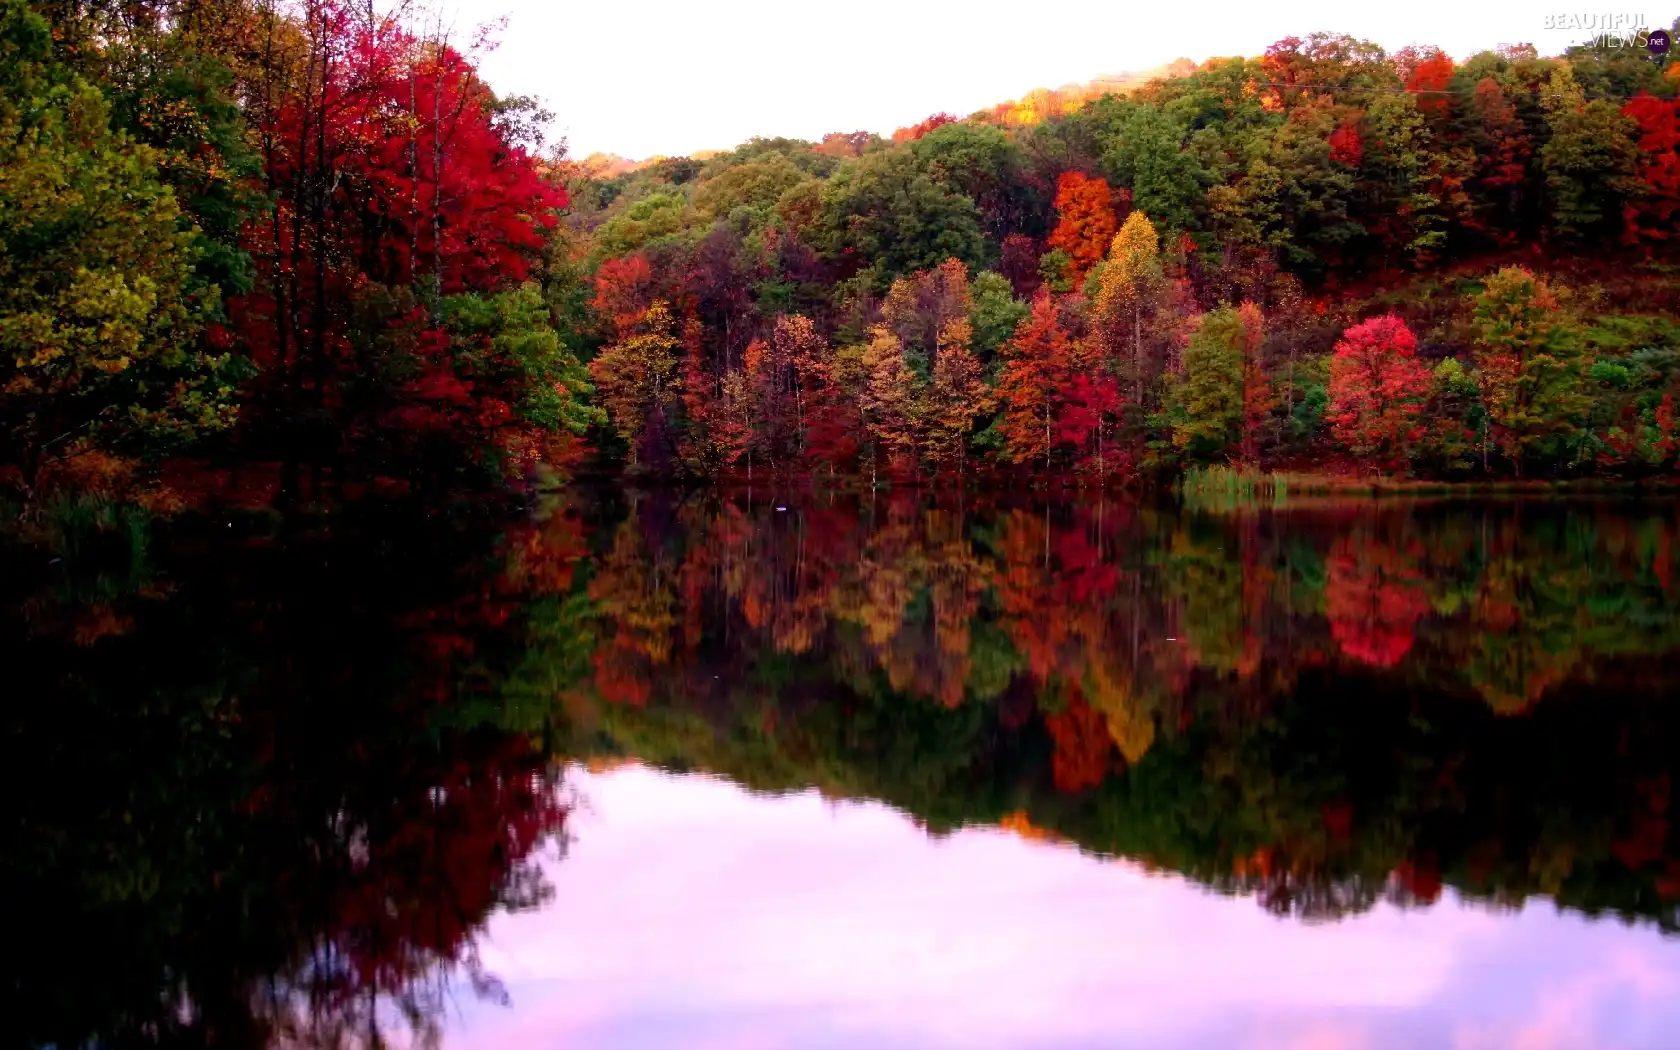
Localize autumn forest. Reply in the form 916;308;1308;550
9;2;1680;498
10;2;1680;1045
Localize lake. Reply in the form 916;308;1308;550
6;490;1680;1048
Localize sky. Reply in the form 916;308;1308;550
439;765;1680;1050
444;0;1656;160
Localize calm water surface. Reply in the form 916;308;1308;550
6;491;1680;1048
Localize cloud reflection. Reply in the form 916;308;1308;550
454;766;1680;1050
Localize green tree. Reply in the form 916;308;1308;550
691;155;811;220
441;283;604;438
967;271;1029;364
817;149;988;286
1361;92;1449;263
1470;267;1588;473
0;0;234;487
1098;104;1207;238
1172;306;1254;460
1540;65;1638;240
1208;99;1362;275
911;121;1043;241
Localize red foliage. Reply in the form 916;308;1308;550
1325;536;1431;667
1328;118;1364;167
1327;314;1430;468
1621;94;1680;248
231;2;564;455
1047;172;1117;283
593;255;657;338
999;233;1043;298
1044;690;1113;793
1394;859;1444;904
1404;51;1456;120
892;112;957;142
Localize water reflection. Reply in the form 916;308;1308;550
459;765;1680;1050
6;490;1680;1048
2;501;568;1048
539;493;1680;931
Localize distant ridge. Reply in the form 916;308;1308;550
580;58;1199;171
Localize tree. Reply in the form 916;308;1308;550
911;121;1041;241
439;283;602;477
923;319;991;471
994;295;1072;471
1361;92;1449;264
879;258;972;374
1327;315;1431;469
1208;100;1363;275
589;301;681;468
859;324;919;478
1470;267;1588;474
1097;105;1205;238
1236;303;1274;464
968;271;1030;363
1620;93;1680;249
1402;48;1456;123
1461;77;1534;241
1540;66;1638;240
817;149;988;285
0;0;234;489
1046;172;1118;284
1173;305;1263;461
1095;211;1163;406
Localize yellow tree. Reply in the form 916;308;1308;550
923;317;992;472
859;324;919;483
588;301;681;468
1095;211;1163;405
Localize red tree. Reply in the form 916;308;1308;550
1327;314;1431;468
1047;172;1117;283
233;2;565;469
1325;536;1431;667
1404;50;1456;121
1622;93;1680;248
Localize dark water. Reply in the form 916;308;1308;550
7;491;1680;1048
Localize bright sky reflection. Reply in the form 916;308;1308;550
444;765;1680;1050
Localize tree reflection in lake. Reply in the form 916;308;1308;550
2;498;570;1049
7;489;1680;1048
530;491;1680;931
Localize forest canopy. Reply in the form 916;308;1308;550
8;4;1680;500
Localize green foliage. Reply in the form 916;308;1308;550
1470;267;1590;470
817;149;989;286
911;121;1045;239
442;283;604;436
968;271;1029;362
691;155;810;219
0;0;234;475
1540;66;1639;239
592;191;690;258
1096;103;1207;237
1172;307;1248;459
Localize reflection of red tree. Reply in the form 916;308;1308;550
1392;859;1443;904
1325;536;1431;667
1044;690;1112;793
323;735;566;997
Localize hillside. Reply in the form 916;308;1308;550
555;30;1680;485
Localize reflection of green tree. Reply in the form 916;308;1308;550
552;493;1680;933
1164;517;1250;676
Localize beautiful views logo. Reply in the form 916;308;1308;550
1542;12;1672;52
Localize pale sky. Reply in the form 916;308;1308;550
445;0;1655;160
